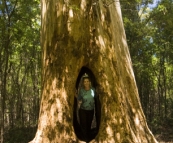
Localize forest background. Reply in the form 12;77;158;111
0;0;173;142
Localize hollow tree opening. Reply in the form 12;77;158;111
73;66;101;142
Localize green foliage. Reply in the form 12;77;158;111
0;0;41;142
121;0;173;133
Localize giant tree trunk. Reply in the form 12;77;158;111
30;0;157;142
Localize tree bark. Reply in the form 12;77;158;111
30;0;158;142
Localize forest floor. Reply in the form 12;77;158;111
4;123;173;143
153;124;173;143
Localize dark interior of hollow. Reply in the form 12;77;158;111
73;66;101;142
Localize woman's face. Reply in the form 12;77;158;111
83;78;90;89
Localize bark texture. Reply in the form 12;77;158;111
30;0;158;142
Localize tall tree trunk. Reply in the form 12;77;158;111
1;1;11;141
30;0;157;142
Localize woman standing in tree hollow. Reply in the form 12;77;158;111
77;74;96;142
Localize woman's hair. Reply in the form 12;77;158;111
82;76;90;81
82;73;90;81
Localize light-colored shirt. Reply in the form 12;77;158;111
78;88;95;110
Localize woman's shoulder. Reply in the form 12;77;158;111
79;87;85;93
79;87;95;92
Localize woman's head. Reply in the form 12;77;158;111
82;74;91;89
